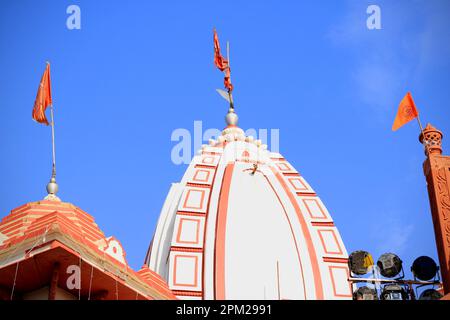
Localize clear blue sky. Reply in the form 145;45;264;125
1;0;449;285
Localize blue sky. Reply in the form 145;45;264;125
1;0;449;288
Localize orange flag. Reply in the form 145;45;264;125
32;63;52;125
392;92;418;131
213;29;233;92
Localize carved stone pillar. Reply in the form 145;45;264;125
420;124;450;295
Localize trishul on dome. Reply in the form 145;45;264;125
213;29;238;127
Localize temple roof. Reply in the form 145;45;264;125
0;200;175;300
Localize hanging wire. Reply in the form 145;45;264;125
4;225;50;269
9;226;50;300
10;263;19;300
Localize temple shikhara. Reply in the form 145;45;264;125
145;106;352;300
0;30;448;300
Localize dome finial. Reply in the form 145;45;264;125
225;105;238;126
44;169;61;201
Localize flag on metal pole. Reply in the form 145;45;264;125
32;62;60;200
392;92;421;131
213;29;233;92
32;63;52;125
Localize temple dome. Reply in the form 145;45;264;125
146;115;352;300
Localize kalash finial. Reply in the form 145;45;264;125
44;165;60;201
225;105;238;126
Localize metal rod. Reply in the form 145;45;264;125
417;114;426;146
49;104;56;179
227;41;230;73
348;277;440;286
226;41;234;110
417;114;431;155
417;115;424;134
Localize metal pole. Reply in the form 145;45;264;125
50;104;56;179
226;41;234;111
417;115;424;134
348;277;440;286
42;62;59;199
227;41;231;81
417;114;431;155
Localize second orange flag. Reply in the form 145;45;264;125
392;92;419;131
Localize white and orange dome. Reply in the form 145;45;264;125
146;109;352;300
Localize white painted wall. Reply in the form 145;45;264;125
224;162;305;299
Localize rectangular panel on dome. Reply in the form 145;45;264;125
191;167;215;185
172;215;205;248
317;229;343;255
198;154;220;167
300;197;331;221
178;187;210;214
273;161;298;174
287;176;315;194
328;266;352;298
169;251;203;292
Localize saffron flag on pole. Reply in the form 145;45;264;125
32;63;52;125
213;29;233;92
392;92;419;131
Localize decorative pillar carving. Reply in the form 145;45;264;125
420;124;450;295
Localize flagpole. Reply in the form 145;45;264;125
45;102;60;200
45;62;59;201
50;104;56;179
227;41;230;82
226;41;234;111
417;114;431;153
417;115;424;134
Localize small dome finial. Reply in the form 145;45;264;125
44;172;61;202
419;123;443;156
225;107;238;126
